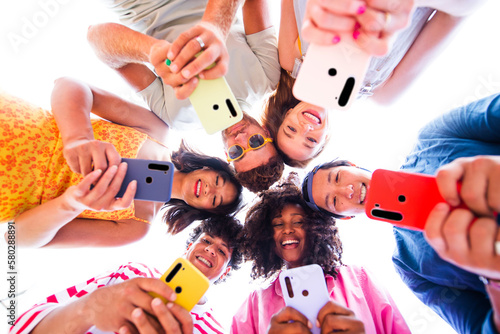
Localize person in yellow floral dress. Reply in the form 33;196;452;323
0;77;243;248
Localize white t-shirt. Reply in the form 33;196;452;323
104;0;281;130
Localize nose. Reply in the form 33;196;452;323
299;123;314;134
340;184;354;199
234;133;248;146
282;223;295;234
204;183;215;196
205;244;216;256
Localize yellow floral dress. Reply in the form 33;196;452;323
0;92;149;223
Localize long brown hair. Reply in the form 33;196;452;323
262;69;328;168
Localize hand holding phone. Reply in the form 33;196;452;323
279;264;329;334
116;158;174;203
293;36;371;111
150;258;210;311
364;169;466;230
167;51;243;135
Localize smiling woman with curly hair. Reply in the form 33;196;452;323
231;174;410;334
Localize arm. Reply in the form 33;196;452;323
7;164;137;248
11;264;176;334
164;0;242;94
52;77;169;175
278;0;301;72
371;11;465;105
243;0;272;35
423;155;500;332
87;23;187;94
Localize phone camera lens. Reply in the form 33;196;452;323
175;286;182;294
328;68;337;76
213;104;219;111
302;290;309;297
398;195;406;203
146;176;153;184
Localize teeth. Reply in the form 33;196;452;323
360;184;366;203
304;112;320;124
196;180;201;197
282;240;299;246
197;256;212;267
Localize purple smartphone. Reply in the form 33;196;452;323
117;158;174;202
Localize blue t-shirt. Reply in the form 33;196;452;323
392;93;500;334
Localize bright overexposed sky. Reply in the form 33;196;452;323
1;0;500;333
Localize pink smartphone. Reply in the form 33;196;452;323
364;169;462;230
293;36;371;110
279;264;329;334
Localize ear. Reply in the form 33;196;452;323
218;266;232;281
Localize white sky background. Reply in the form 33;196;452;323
1;0;500;333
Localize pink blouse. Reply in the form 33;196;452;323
231;265;410;334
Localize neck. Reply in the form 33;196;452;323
171;170;185;201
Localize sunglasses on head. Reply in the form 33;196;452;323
226;133;273;162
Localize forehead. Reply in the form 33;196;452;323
273;203;305;218
195;233;231;250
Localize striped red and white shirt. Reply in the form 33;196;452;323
10;262;226;334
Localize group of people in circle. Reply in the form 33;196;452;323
4;0;499;333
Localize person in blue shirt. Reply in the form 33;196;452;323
301;93;500;333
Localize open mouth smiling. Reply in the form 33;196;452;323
196;256;213;268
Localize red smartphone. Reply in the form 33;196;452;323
364;169;461;230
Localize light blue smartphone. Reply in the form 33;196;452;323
116;158;174;202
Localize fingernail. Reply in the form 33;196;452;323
182;69;190;78
167;51;174;59
357;5;366;14
152;298;162;307
199;73;205;80
353;30;361;40
316;320;320;328
332;35;341;44
165;59;171;66
170;64;178;73
132;308;142;318
307;320;313;329
167;302;174;309
354;22;361;30
436;202;450;211
131;180;137;189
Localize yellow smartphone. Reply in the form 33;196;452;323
150;258;210;311
189;76;243;135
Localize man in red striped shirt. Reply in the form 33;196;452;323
10;216;243;334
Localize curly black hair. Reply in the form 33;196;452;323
242;173;343;281
187;216;244;284
162;141;244;234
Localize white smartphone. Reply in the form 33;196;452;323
279;264;330;334
293;36;371;110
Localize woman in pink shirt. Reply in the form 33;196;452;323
231;175;410;334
